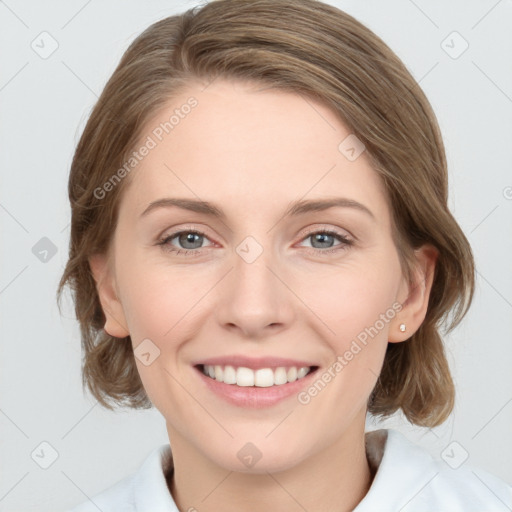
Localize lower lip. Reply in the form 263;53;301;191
194;366;318;409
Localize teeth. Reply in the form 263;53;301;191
201;365;312;387
297;367;309;379
237;367;254;386
223;365;236;384
254;368;274;387
274;367;288;385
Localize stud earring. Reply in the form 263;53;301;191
399;323;406;332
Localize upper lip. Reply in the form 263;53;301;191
194;355;318;370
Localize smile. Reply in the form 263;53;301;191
193;359;320;408
200;364;315;387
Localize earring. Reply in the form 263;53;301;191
399;323;406;332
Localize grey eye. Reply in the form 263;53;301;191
308;232;337;249
177;232;204;249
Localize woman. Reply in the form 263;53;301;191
60;0;512;510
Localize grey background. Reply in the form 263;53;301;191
1;0;511;510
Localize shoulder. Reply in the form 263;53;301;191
66;444;177;512
357;428;512;512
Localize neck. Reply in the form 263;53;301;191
166;420;373;512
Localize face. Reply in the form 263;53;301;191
93;79;433;473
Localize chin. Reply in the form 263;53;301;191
200;433;314;474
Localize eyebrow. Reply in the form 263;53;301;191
140;197;375;221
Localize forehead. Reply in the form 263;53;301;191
121;79;390;226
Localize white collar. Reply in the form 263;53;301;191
86;428;511;511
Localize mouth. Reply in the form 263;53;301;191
193;359;320;408
196;364;319;387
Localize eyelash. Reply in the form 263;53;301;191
157;228;354;257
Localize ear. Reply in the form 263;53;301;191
388;244;438;343
89;253;130;338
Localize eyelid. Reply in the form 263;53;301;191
158;223;217;242
298;223;354;241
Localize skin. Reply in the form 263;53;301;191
90;79;437;512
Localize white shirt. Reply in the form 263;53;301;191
68;428;512;511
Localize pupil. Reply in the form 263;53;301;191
313;233;333;248
180;232;202;249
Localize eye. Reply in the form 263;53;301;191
157;229;214;256
298;229;353;254
156;227;354;257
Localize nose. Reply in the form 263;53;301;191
214;244;295;339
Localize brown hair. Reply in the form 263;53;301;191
58;0;475;427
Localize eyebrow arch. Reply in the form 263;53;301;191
140;197;375;221
284;198;375;220
140;198;225;219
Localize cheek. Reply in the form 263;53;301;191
117;258;205;344
298;262;400;347
117;264;203;410
293;257;401;409
114;260;216;413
